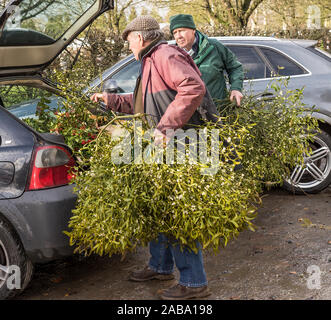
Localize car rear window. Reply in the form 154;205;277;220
226;45;271;80
259;47;306;76
0;0;96;45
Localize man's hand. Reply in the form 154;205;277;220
230;90;243;106
154;128;170;148
90;93;104;103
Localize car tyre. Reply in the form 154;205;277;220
0;217;33;300
283;130;331;194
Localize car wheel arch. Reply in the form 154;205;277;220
0;211;33;299
318;119;331;138
0;211;25;249
0;208;32;254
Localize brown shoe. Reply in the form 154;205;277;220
129;266;174;282
158;283;211;300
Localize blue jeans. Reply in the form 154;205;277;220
148;233;207;287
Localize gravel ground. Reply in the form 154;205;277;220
15;187;331;300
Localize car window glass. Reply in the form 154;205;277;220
259;47;305;76
102;60;140;94
0;85;59;119
226;45;271;80
0;0;96;45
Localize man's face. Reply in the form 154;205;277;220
173;28;196;51
127;31;144;60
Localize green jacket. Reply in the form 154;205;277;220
193;31;244;101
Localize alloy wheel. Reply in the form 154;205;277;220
0;239;9;289
287;135;331;191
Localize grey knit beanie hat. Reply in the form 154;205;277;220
122;15;160;40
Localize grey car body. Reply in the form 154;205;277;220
219;37;331;123
0;0;114;299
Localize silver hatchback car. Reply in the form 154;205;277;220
87;36;331;194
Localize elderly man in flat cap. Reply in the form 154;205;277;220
90;16;218;300
170;14;244;106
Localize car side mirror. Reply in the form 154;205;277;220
104;79;120;93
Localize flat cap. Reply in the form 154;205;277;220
122;15;160;41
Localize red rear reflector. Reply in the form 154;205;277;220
28;146;75;190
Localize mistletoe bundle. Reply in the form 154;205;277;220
64;117;259;255
22;75;317;256
64;80;318;256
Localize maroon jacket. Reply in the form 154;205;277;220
102;41;218;134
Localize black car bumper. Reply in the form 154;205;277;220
0;184;77;263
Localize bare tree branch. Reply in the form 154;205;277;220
243;0;264;21
20;0;60;21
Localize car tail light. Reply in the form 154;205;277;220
27;145;76;191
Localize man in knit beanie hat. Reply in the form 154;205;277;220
91;15;217;300
170;14;244;106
